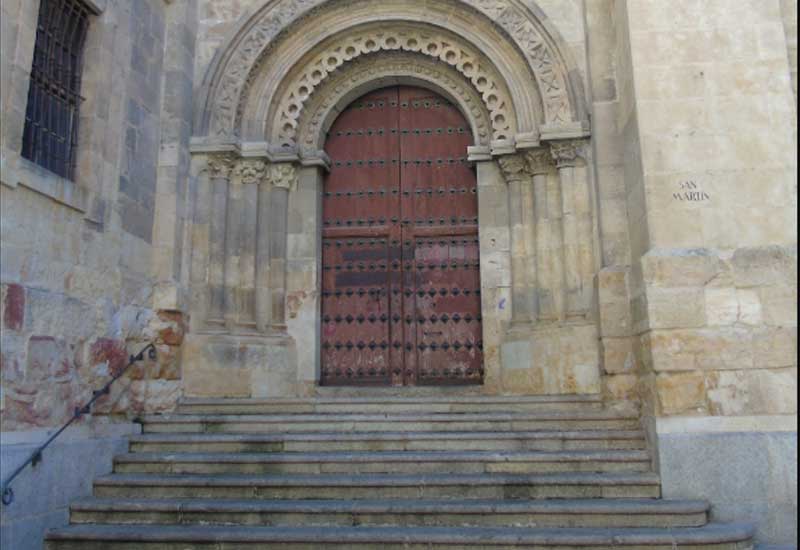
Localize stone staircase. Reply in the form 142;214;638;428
45;395;756;549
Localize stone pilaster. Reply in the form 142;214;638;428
233;159;267;330
550;139;593;320
205;154;235;327
498;153;535;326
524;148;555;323
266;163;297;330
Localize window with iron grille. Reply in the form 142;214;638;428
21;0;92;180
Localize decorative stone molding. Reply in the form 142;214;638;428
198;0;583;139
233;159;267;184
266;163;298;191
549;140;584;168
274;24;514;147
524;148;554;175
473;1;573;124
297;52;493;150
206;154;236;178
497;154;529;186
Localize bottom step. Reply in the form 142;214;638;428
46;523;755;550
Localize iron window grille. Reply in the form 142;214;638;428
21;0;92;180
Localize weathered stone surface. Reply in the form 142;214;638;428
656;371;708;416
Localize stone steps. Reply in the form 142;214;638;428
139;411;640;433
129;429;648;453
45;523;756;549
92;472;663;499
45;397;755;550
112;449;652;474
176;395;604;414
70;497;710;529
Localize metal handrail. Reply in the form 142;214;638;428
1;342;157;506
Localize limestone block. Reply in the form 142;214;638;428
646;287;706;329
759;284;798;326
707;367;798;416
595;267;631;337
603;373;639;403
501;324;601;395
182;333;297;398
752;326;797;368
601;336;636;374
704;287;739;326
646;328;754;372
731;245;797;287
656;371;708;416
736;288;763;325
641;248;720;287
26;336;74;382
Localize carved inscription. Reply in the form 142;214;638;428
673;180;710;202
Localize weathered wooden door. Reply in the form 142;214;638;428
321;86;483;386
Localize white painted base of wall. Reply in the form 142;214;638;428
0;421;139;550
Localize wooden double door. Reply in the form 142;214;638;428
321;86;483;386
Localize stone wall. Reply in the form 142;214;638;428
613;0;798;544
782;0;798;101
0;2;197;545
0;0;194;433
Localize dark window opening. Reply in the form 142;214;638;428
21;0;92;180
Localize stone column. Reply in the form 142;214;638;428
524;148;554;323
233;159;267;330
266;163;297;330
498;154;535;325
551;140;592;319
255;165;273;333
206;154;234;327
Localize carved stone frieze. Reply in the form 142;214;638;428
465;0;573;124
497;154;529;186
549;139;585;168
233;159;267;184
206;154;236;179
266;163;298;191
204;0;577;138
275;24;514;147
297;52;492;149
524;148;554;175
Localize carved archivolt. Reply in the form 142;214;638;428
275;25;513;147
200;0;583;139
297;53;494;150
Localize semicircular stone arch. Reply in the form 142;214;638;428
296;52;495;152
268;24;514;148
196;0;587;142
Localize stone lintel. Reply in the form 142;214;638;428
514;131;541;151
490;139;516;156
466;145;492;162
299;150;331;171
540;121;591;142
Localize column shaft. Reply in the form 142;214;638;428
255;182;273;332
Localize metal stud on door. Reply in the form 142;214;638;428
321;87;483;386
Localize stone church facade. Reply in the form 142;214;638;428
0;0;796;548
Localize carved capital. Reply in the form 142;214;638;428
266;163;298;190
549;140;585;168
524;148;554;175
206;154;236;179
233;159;267;185
497;154;529;186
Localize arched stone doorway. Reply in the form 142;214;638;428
183;0;596;399
321;86;483;386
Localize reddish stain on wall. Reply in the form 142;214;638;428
3;284;25;331
90;338;128;375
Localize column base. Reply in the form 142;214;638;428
182;332;297;398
